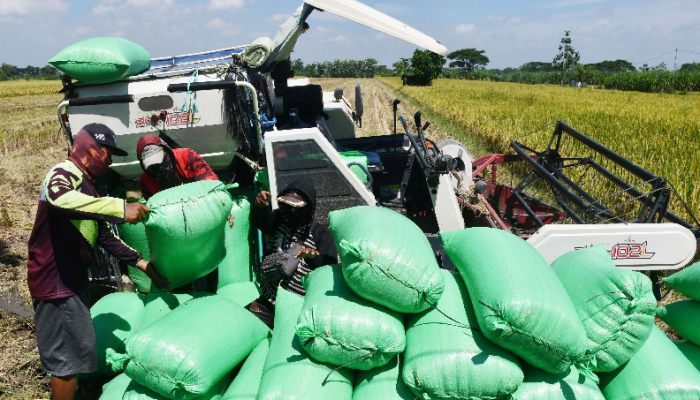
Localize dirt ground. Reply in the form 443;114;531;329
0;78;690;399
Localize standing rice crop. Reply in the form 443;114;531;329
379;77;700;220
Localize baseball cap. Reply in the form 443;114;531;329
140;144;165;170
277;191;307;208
81;123;129;157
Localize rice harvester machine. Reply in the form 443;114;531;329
54;0;698;295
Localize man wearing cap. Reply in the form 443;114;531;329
136;135;219;200
27;124;170;400
247;177;338;328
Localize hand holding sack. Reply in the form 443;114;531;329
144;181;235;291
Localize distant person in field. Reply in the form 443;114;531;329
246;177;338;329
136;134;233;292
27;124;169;400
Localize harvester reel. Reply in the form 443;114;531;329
437;139;473;192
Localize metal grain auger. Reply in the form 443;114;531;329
55;0;697;296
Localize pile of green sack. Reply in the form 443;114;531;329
93;199;700;400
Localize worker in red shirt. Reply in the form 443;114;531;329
136;135;232;291
136;135;219;200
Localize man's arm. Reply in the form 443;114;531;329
310;224;339;269
187;150;218;181
45;165;126;224
98;222;139;266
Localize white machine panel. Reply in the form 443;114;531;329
527;223;697;270
66;73;236;178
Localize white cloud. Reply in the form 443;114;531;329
110;30;126;37
0;0;67;16
507;16;522;25
206;18;227;29
92;4;115;15
487;15;506;22
75;26;91;34
270;13;289;22
209;0;245;10
455;23;476;33
374;33;386;40
316;26;329;33
328;35;347;42
126;0;174;7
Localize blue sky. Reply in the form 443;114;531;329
2;0;699;70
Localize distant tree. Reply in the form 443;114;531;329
651;62;668;72
41;65;59;76
1;63;20;78
411;49;446;85
392;58;411;77
587;60;636;74
640;63;651;72
23;65;41;77
520;62;555;73
447;48;490;76
552;31;580;84
375;65;391;76
291;58;305;71
680;62;700;73
0;70;7;81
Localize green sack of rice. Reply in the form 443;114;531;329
656;300;700;346
329;206;444;314
118;213;153;294
145;181;235;291
598;326;700;399
441;228;593;377
109;295;269;400
217;282;260;307
403;269;523;399
352;355;414;400
296;265;405;370
551;245;656;372
134;292;193;332
257;287;354;400
222;338;270;400
512;365;604;400
88;292;146;378
217;193;257;288
663;262;700;301
339;151;369;184
123;372;232;400
100;373;132;400
675;340;700;372
49;37;150;84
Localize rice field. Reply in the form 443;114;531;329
379;77;700;220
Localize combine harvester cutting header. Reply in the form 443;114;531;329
54;0;698;296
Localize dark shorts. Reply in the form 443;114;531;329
32;290;97;377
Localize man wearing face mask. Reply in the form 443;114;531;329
136;135;229;292
136;135;219;200
246;177;338;328
27;124;170;400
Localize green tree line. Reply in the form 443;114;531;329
0;63;61;81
